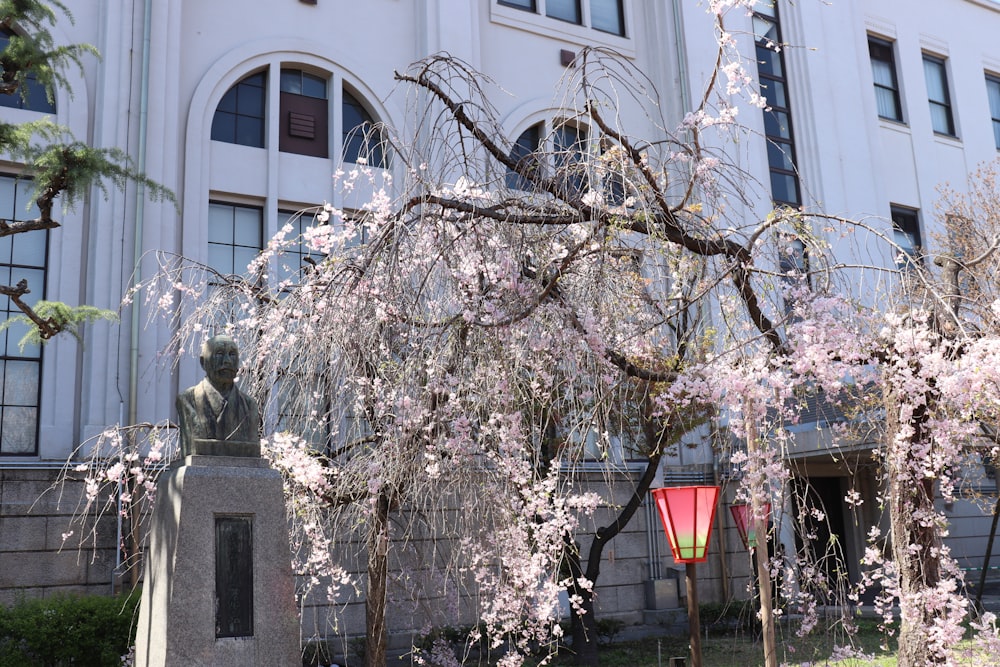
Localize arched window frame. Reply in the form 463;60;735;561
182;46;396;394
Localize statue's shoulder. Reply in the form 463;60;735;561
177;381;205;407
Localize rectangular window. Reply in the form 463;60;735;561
0;176;45;455
923;54;955;136
275;209;329;284
890;205;922;270
987;74;1000;150
869;38;902;122
207;202;263;276
756;8;800;206
590;0;624;35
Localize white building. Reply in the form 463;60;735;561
2;0;1000;648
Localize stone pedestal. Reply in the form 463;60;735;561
134;456;299;666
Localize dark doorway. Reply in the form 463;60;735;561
792;476;854;600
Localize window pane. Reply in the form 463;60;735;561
234;207;262;247
5;321;40;358
756;45;782;78
770;171;799;205
766;141;794;171
208;204;234;243
14;179;37;220
929;102;953;135
988;77;1000;118
875;87;900;120
546;0;580;23
10;267;43;307
11;231;45;267
761;79;786;108
499;0;534;8
211;112;236;143
994;120;1000;151
302;73;327;100
1;406;38;454
3;360;38;405
923;58;948;103
591;0;623;35
280;70;302;95
763;110;792;139
217;87;237;113
235;116;264;148
236;83;264;115
506;124;542;190
207;244;233;275
871;58;895;89
232;246;259;274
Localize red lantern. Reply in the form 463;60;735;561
730;502;771;550
651;485;720;564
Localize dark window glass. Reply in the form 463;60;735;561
0;175;44;455
756;8;800;207
591;0;624;35
212;72;266;148
890;206;922;270
763;110;792;140
499;0;535;9
506;123;542;190
207;202;263;276
987;74;1000;150
869;38;902;121
280;69;327;100
755;44;783;78
923;55;955;136
342;90;386;167
766;141;795;172
0;29;55;113
547;0;581;24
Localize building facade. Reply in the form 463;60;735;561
2;0;1000;649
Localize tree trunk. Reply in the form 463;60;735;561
365;492;390;667
887;388;944;667
566;544;600;666
745;414;778;667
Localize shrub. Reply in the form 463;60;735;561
0;591;139;667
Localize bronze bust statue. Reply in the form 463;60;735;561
176;335;260;457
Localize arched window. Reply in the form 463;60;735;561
506;119;588;196
210;66;387;165
342;90;386;167
211;71;266;148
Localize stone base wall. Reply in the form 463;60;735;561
0;467;119;606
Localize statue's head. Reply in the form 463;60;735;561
200;335;240;389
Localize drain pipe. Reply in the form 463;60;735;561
126;0;152;430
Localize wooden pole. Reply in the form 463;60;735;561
686;562;702;667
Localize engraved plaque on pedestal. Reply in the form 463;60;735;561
215;516;253;638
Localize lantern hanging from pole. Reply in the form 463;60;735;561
729;502;771;550
651;485;720;563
